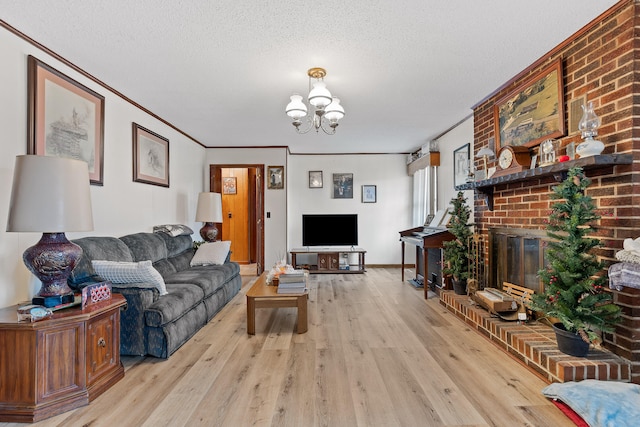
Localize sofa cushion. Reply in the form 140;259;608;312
168;250;195;272
155;233;194;258
92;260;168;295
120;232;168;263
70;237;133;285
145;283;204;327
190;241;231;266
164;267;228;298
153;259;177;278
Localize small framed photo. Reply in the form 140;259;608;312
530;154;538;169
267;166;284;189
223;177;237;194
333;173;353;198
362;185;377;203
133;123;170;187
309;171;323;188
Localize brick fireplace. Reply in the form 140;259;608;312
464;0;640;382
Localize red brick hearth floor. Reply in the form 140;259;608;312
439;291;631;383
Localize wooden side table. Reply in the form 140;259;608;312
0;294;126;423
246;273;308;335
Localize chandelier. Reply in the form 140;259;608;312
285;67;345;135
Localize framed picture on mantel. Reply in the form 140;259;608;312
494;59;565;150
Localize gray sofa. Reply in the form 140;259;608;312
68;230;241;358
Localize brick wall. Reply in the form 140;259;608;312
470;0;640;381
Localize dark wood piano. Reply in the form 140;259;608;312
399;225;454;298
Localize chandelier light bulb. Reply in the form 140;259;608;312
308;81;332;109
324;97;345;123
285;94;307;120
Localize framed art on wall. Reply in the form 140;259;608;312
223;177;237;194
453;143;470;188
333;173;353;198
494;59;565;150
267;166;284;189
27;55;105;185
362;185;376;203
309;171;323;188
132;123;170;187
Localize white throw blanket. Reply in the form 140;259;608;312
609;237;640;290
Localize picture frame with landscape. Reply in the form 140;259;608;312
494;59;565;150
132;123;170;188
27;55;105;185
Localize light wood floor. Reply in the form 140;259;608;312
7;268;573;427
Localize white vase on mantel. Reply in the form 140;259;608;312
576;102;605;158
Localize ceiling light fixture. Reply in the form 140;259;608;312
285;67;345;135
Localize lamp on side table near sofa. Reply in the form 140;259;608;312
6;155;94;307
196;191;223;242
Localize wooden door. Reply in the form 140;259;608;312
253;167;264;273
222;168;249;263
210;164;264;271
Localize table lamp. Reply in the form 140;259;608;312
195;192;223;242
6;155;94;307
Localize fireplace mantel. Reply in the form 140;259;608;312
456;153;632;210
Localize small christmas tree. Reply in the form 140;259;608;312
531;167;621;344
442;191;472;282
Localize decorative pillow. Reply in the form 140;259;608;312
190;241;231;266
153;224;194;237
91;260;168;295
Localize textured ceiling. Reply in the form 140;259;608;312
0;0;619;154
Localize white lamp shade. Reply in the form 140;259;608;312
195;192;223;223
6;155;94;232
324;97;345;123
308;81;332;109
476;148;495;158
285;94;308;120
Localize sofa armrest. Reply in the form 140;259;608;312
111;284;159;356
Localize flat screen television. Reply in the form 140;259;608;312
302;214;358;247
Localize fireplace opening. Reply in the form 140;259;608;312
488;227;548;294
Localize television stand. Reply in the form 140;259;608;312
290;247;366;274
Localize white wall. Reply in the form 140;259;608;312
0;26;206;308
288;154;412;265
435;117;475;210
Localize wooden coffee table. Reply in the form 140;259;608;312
246;272;308;334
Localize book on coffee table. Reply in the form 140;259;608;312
277;285;307;294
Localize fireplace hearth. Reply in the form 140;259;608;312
440;292;631;383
